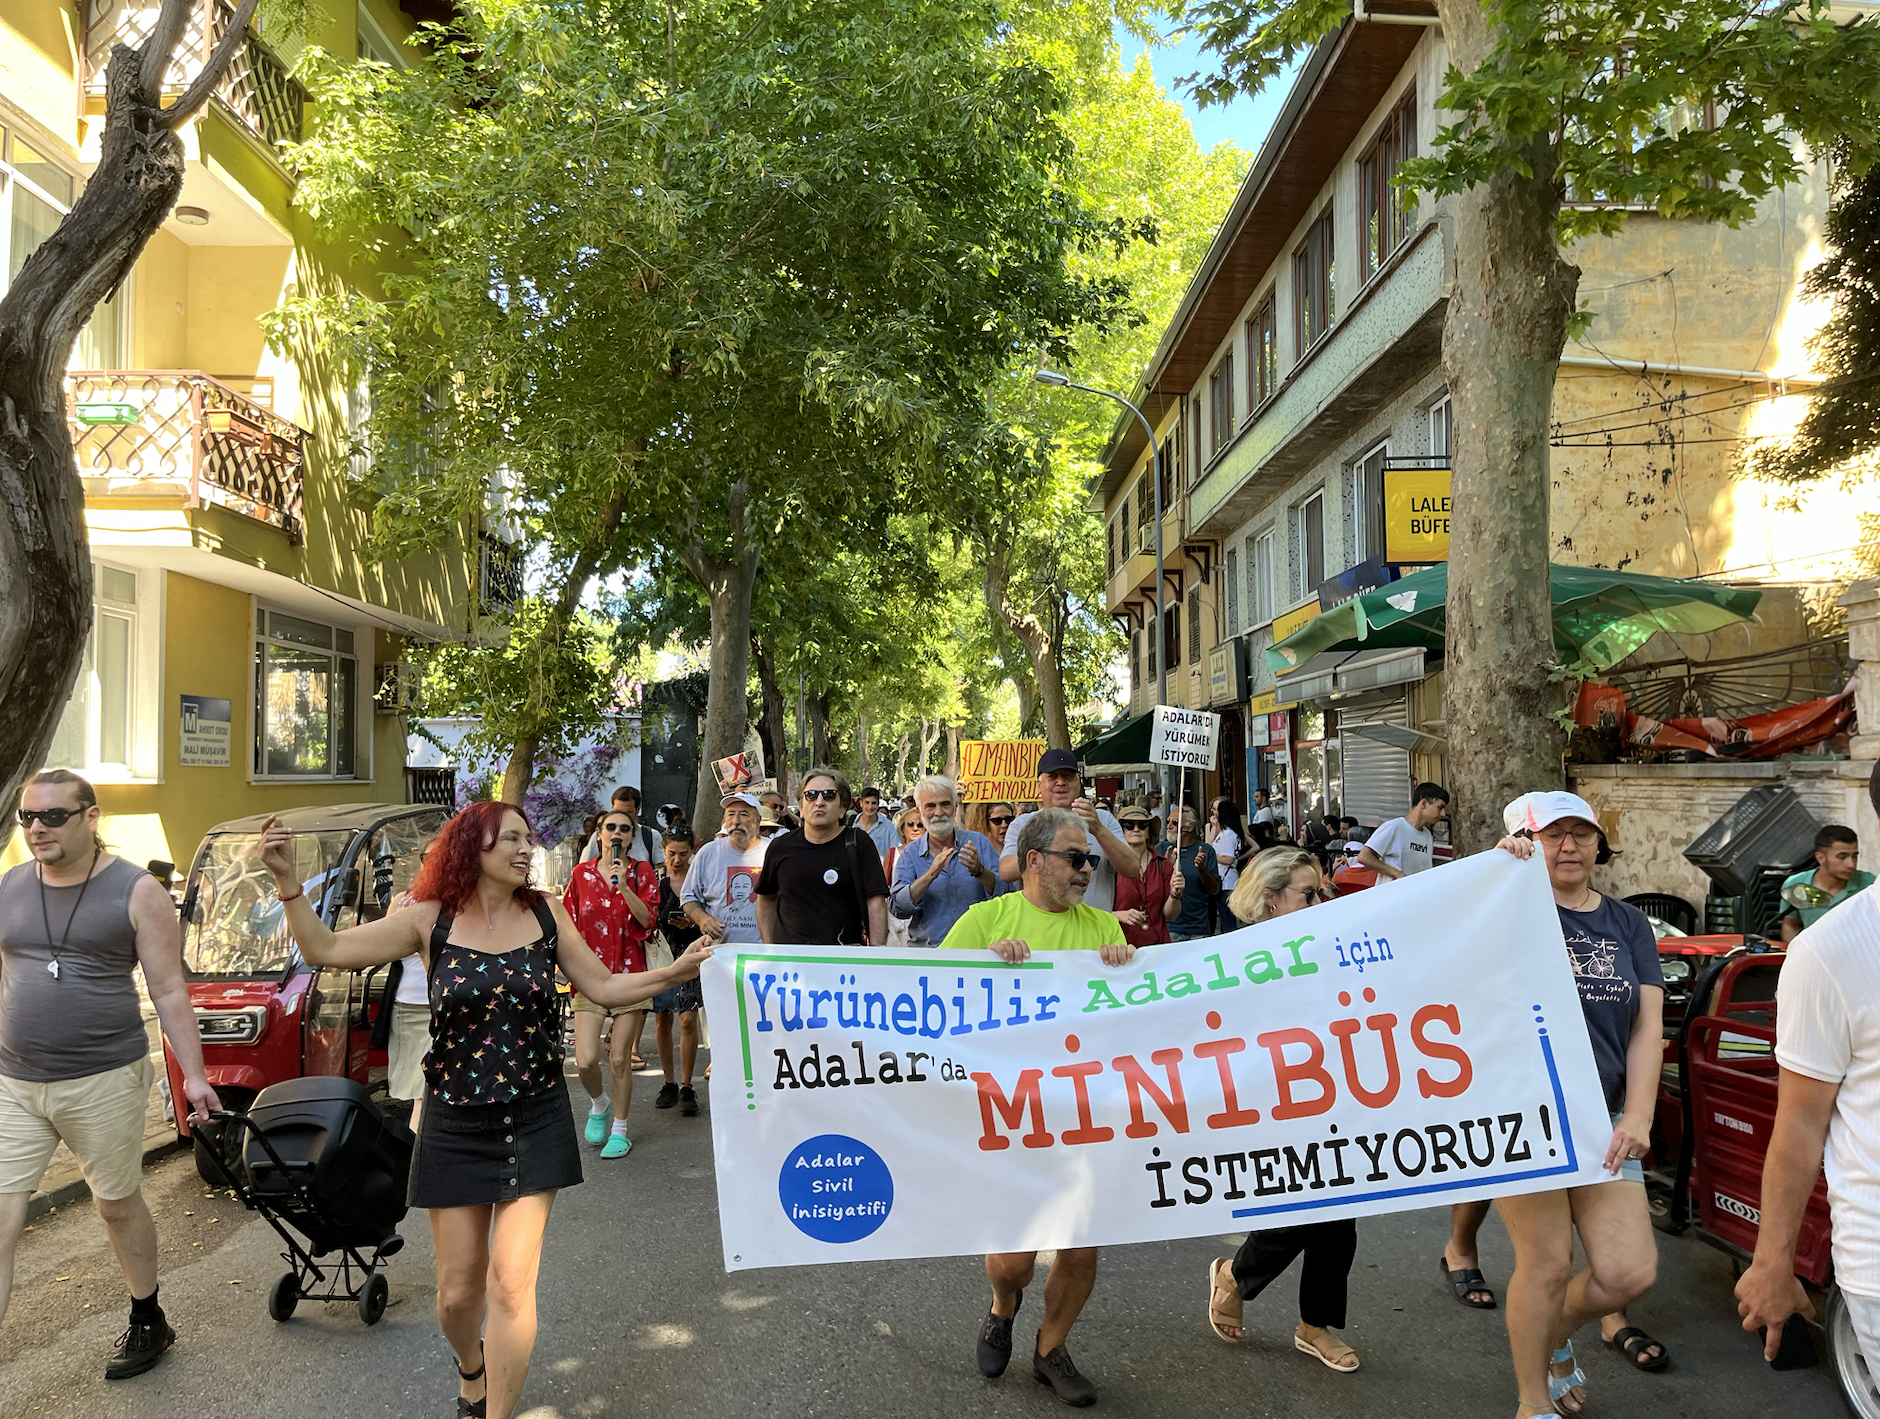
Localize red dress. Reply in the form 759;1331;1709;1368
561;858;660;980
1113;851;1175;946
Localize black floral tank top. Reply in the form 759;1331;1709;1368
424;900;566;1106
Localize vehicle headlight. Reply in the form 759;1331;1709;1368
194;1006;266;1044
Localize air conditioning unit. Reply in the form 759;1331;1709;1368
374;661;419;715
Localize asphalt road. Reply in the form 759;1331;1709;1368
0;1055;1850;1419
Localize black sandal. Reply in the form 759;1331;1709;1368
456;1343;487;1418
1438;1255;1497;1309
1608;1325;1669;1371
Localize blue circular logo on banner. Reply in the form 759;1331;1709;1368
778;1134;893;1243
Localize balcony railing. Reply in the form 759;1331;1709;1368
83;0;305;150
66;370;306;542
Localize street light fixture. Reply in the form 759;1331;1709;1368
1033;369;1167;716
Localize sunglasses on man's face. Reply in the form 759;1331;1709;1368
1038;848;1098;871
802;788;840;803
18;807;80;828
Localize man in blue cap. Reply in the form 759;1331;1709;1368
997;748;1138;910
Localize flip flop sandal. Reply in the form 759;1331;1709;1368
1207;1258;1243;1342
1608;1325;1670;1371
1294;1330;1360;1371
1439;1255;1498;1309
1548;1344;1587;1415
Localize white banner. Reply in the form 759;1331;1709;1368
701;851;1611;1271
1149;705;1220;768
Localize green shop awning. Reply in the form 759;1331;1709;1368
1266;563;1762;676
1076;710;1154;770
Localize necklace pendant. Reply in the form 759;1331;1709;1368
46;960;59;979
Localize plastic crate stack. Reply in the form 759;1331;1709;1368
1685;786;1820;936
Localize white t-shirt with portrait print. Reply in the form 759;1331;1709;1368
1776;883;1880;1296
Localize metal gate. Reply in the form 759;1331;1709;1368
1337;698;1411;828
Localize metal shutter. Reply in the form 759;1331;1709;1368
1338;698;1411;828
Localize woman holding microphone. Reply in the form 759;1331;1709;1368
257;801;710;1419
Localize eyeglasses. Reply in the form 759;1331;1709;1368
1121;822;1150;831
1037;848;1098;871
802;788;840;803
988;815;1014;827
602;824;632;833
1537;825;1601;848
17;807;79;828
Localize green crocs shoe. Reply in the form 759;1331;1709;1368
583;1109;610;1145
600;1132;632;1159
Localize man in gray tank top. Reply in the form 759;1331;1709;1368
0;770;220;1379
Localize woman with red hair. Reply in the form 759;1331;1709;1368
257;801;709;1419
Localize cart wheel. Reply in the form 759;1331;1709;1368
1828;1284;1880;1418
358;1271;389;1326
268;1272;299;1323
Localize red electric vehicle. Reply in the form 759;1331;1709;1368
162;804;448;1180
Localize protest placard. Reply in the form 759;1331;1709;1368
1149;706;1220;770
958;740;1046;803
700;849;1610;1270
713;750;761;796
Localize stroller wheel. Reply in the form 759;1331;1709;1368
358;1272;389;1326
268;1272;299;1322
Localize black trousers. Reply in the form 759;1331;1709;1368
1229;1219;1358;1329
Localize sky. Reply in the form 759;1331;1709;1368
1114;23;1299;155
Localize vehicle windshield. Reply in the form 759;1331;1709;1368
183;831;354;976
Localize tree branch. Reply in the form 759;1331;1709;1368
159;0;261;128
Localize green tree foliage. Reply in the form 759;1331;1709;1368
965;42;1248;746
1746;161;1880;485
274;0;1125;824
1178;0;1880;846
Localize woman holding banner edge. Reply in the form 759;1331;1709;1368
1203;849;1361;1372
1489;791;1664;1419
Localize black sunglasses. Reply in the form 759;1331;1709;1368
802;788;840;803
988;815;1014;826
1037;848;1098;871
18;807;80;828
602;824;633;833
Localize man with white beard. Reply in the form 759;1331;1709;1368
889;776;1000;946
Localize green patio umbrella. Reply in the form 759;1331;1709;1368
1265;563;1762;676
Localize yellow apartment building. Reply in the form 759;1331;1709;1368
2;0;480;876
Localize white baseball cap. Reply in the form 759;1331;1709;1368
1503;791;1601;836
720;791;761;811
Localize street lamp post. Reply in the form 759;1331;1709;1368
1033;369;1166;712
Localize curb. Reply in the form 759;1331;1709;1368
26;1133;189;1223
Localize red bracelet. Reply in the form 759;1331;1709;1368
277;886;304;903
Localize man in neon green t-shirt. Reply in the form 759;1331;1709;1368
944;807;1135;1404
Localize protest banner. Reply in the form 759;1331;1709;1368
958;740;1047;803
713;750;761;796
1150;706;1220;770
700;850;1611;1271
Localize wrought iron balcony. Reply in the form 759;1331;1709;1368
66;371;306;542
83;0;305;150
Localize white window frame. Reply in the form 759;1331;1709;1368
252;602;372;781
1;130;131;367
1429;394;1452;461
1348;440;1389;565
356;2;406;66
1252;530;1276;627
44;561;163;784
1293;492;1325;601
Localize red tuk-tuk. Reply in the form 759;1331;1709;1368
1654;946;1870;1413
163;804;448;1179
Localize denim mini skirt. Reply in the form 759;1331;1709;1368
408;1078;582;1208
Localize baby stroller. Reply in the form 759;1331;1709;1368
195;1076;413;1325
